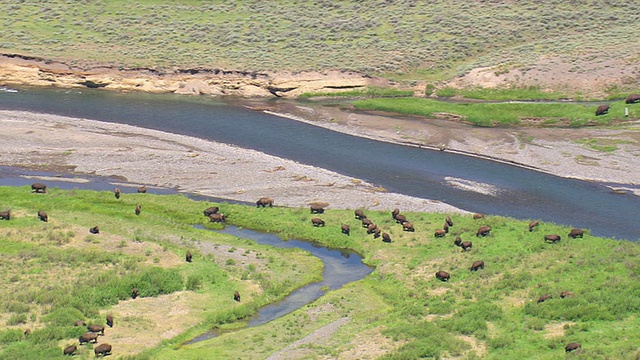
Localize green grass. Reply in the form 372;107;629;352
436;86;570;101
298;87;414;99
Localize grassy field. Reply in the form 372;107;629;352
1;0;639;85
2;186;639;359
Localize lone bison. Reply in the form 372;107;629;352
568;228;584;238
537;294;552;303
186;250;193;263
78;332;98;344
381;232;392;243
37;210;48;222
470;260;485;271
544;234;561;243
476;226;491;237
310;204;325;214
560;291;574;298
131;287;139;299
106;314;113;328
256;197;274;207
0;210;10;220
114;188;121;199
625;94;640;104
203;206;219;216
137;185;147;193
528;220;539;232
89;226;100;234
435;270;450;282
135;204;141;216
234;291;241;302
354;209;366;220
341;224;350;235
595;104;610;116
311;217;325;227
63;345;77;356
565;342;581;352
473;213;485;220
31;182;47;193
94;343;112;357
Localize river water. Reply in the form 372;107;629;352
1;86;639;241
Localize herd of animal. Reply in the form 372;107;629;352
594;93;640;116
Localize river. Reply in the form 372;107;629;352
1;86;639;241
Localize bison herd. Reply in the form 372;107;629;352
594;94;640;116
65;314;114;356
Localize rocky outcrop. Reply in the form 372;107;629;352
0;53;379;98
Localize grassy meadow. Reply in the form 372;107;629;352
1;185;639;359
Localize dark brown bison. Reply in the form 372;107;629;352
354;209;366;220
361;218;373;228
78;332;98;344
310;204;325;214
560;291;574;298
234;290;241;302
114;188;121;199
394;214;407;224
89;226;100;234
443;222;449;233
341;224;350;235
381;232;392;243
473;213;485;219
528;220;539;232
209;213;226;222
0;210;10;220
595;104;610;116
470;260;485;271
31;182;47;193
537;294;552;303
445;216;454;227
391;208;400;219
476;225;491;237
63;344;77;356
74;320;86;327
186;250;193;263
137;185;147;193
106;314;113;328
88;324;105;335
131;287;139;299
37;210;48;222
373;228;381;239
256;197;274;207
435;270;450;282
203;206;219;216
568;228;584;238
402;222;415;232
544;234;561;243
23;328;31;336
94;343;112;357
454;237;472;251
625;94;640;104
434;229;447;238
565;342;581;352
311;217;325;227
135;204;141;216
366;223;378;234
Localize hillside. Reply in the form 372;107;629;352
1;1;639;96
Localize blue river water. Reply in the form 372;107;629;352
1;86;639;241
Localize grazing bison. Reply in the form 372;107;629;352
78;332;98;344
373;228;381;239
74;320;86;327
454;237;472;251
402;222;415;232
209;213;226;222
625;94;640;104
31;182;47;193
568;228;584;238
137;185;147;193
310;204;325;214
394;214;407;224
381;232;392;243
63;344;77;356
89;226;100;234
0;210;10;220
565;342;581;352
560;291;574;298
114;188;121;199
234;291;241;302
528;220;539;232
443;222;449;233
544;234;561;243
354;209;366;220
476;226;491;237
203;206;219;216
470;260;485;271
435;270;450;282
94;343;112;357
186;250;193;263
366;223;378;234
434;229;447;238
473;213;484;219
106;314;113;328
23;329;31;336
256;197;274;207
537;294;552;303
445;216;454;227
361;218;373;228
391;208;400;219
135;204;141;216
341;224;350;235
131;287;139;299
311;217;325;227
595;104;610;116
37;210;48;222
88;324;105;335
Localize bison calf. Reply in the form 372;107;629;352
435;270;450;282
94;343;112;357
470;260;485;271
